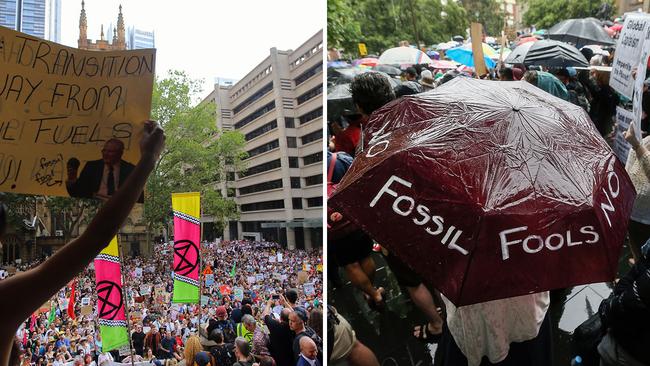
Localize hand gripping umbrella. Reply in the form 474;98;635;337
328;77;636;306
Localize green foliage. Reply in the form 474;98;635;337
144;71;247;235
330;0;469;57
460;0;504;36
43;196;100;239
522;0;617;29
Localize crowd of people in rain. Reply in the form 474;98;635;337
3;239;323;366
327;39;650;366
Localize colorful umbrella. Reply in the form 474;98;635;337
430;60;460;69
445;44;497;68
378;46;433;65
329;77;635;306
610;24;623;32
353;57;380;67
516;36;539;46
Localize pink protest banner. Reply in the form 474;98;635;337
171;192;201;303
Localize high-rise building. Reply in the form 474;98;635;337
0;0;46;39
45;0;60;42
203;30;324;250
127;26;155;49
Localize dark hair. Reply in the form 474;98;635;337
235;337;251;357
554;68;570;79
259;357;276;366
499;67;514;81
350;72;396;116
242;297;253;307
405;67;417;77
285;289;298;304
280;308;291;322
241;304;253;316
209;329;224;343
308;308;323;338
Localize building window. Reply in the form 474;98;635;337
289;157;299;168
226;172;235;181
296;86;322;105
227;188;236;197
235;101;275;129
299;107;323;125
303;152;322;165
290;177;301;188
231;83;272;113
239;179;283;195
305;174;323;186
292;197;303;209
306;197;323;207
240;159;281;177
294;63;323;86
285;118;295;128
247;139;279;159
241;200;285;212
300;129;322;145
245;120;277;141
287;137;297;148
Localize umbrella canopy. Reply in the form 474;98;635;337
431;60;460;69
426;50;440;59
549;18;615;48
452;35;464;42
436;41;460;51
327;84;355;121
379;47;433;65
374;64;402;77
506;39;589;67
533;29;547;35
516;36;539;46
327;61;350;68
610;24;623;32
329;77;635;306
445;44;497;68
353;57;380;67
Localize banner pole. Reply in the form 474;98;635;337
118;234;136;366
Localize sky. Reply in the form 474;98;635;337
60;0;324;95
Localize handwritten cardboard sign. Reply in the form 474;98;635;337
611;13;650;99
0;26;155;198
614;107;634;164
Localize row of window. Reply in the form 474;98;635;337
301;129;322;145
303;152;322;165
241;200;284;212
246;139;279;159
233;82;273;115
235;101;275;130
297;86;322;105
232;65;273;100
239;179;283;195
291;42;323;69
305;174;322;186
299;107;322;125
294;63;322;87
245;120;277;141
240;159;281;177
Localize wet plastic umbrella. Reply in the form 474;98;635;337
445;44;497;68
430;60;460;69
379;46;433;65
329;77;635;306
374;64;402;77
353;57;380;67
549;18;615;48
505;39;588;67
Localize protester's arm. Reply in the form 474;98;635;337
626;122;650;180
262;299;273;318
0;121;165;331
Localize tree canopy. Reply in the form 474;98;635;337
522;0;616;29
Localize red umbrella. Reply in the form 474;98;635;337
610;24;623;32
354;57;380;67
329;78;636;306
516;36;539;45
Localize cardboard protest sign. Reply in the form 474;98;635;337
611;14;650;99
0;26;155;198
277;253;283;262
80;305;92;316
614;107;634;164
470;23;487;77
205;274;214;287
303;282;315;297
140;285;151;295
297;271;309;284
201;295;210;305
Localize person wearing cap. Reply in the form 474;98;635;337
207;306;236;344
194;351;214;366
289;307;321;364
404;67;418;82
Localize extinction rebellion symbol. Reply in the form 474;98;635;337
174;239;199;276
96;280;123;320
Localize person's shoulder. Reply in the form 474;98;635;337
120;159;136;169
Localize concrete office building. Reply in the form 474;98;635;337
203;30;323;250
127;26;155;49
45;0;60;42
0;0;46;39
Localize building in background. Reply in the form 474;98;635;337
203;30;323;250
45;0;60;42
616;0;647;14
77;1;126;51
0;0;46;39
127;26;155;49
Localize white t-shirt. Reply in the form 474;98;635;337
442;291;550;366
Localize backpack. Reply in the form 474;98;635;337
327;153;357;241
217;320;237;343
210;343;236;366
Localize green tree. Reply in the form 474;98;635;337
42;196;99;240
328;0;362;54
522;0;616;29
460;0;504;36
144;71;247;239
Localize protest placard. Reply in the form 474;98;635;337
134;267;143;277
201;295;210;305
269;255;276;263
80;305;92;316
316;264;323;272
247;275;256;284
205;274;215;287
470;23;487;77
277;253;283;262
0;26;155;198
234;287;244;301
140;284;151;296
611;14;650;99
256;274;264;282
297;271;309;284
303;282;315;297
81;297;90;306
614;107;634;164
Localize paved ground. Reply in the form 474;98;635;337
329;245;633;366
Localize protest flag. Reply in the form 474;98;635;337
94;236;129;352
230;262;236;278
171;192;201;303
67;280;76;321
47;301;56;326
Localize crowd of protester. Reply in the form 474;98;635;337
3;239;323;366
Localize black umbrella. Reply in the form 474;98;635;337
506;39;589;68
374;64;402;77
549;18;615;48
452;35;464;42
327;73;402;121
